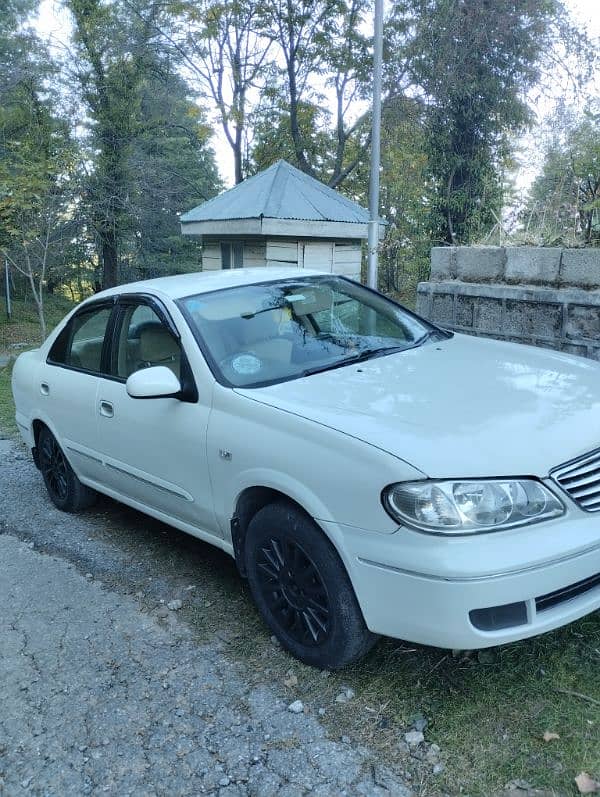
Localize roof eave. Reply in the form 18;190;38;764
181;217;384;240
180;218;263;238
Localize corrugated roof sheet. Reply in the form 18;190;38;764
180;160;370;224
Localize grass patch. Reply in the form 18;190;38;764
0;294;75;438
0;294;75;353
0;359;16;437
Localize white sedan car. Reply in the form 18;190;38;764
11;267;600;668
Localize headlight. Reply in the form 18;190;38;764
382;479;564;534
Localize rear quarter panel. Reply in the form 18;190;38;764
11;349;42;447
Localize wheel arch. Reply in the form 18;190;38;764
231;486;335;577
30;418;71;472
31;418;50;469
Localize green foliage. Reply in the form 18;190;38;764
249;99;335;178
124;61;222;279
0;8;80;339
393;0;566;245
0;89;75;246
524;108;600;246
67;0;148;288
378;97;432;295
247;0;372;186
67;0;221;287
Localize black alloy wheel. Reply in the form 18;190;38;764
256;535;331;647
37;427;97;513
39;430;69;503
245;501;378;669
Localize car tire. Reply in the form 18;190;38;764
245;501;378;669
38;427;97;513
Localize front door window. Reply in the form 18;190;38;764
113;303;181;381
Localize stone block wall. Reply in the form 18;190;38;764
416;247;600;360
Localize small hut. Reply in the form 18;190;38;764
180;160;381;281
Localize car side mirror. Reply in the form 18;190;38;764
126;366;182;399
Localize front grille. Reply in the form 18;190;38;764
536;572;600;612
552;448;600;512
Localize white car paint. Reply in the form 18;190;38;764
237;332;600;478
11;267;600;650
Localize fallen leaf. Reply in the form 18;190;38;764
543;730;560;742
575;772;600;794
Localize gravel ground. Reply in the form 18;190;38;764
0;439;412;797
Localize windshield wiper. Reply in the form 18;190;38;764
300;330;451;378
407;328;452;349
300;344;409;377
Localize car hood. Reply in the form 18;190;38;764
235;333;600;478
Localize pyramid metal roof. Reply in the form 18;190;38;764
180;160;370;225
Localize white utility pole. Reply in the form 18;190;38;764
367;0;383;289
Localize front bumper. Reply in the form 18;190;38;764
323;514;600;649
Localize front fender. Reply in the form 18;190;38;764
208;385;423;538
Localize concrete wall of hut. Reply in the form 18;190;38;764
200;239;361;280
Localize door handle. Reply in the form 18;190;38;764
40;382;49;396
99;400;114;418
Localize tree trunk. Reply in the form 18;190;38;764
287;60;314;177
101;230;119;289
36;293;46;342
234;126;244;184
25;270;46;342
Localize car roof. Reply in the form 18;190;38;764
91;267;330;302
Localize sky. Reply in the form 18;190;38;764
35;0;600;192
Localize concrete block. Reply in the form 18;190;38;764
474;297;503;333
565;304;600;340
415;285;431;319
562;343;588;358
430;248;455;280
419;250;600;360
589;346;600;361
536;340;559;350
505;247;561;286
560;249;600;289
504;299;562;339
455;247;505;283
431;293;454;325
456;296;474;327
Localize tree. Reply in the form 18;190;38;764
125;58;222;278
67;1;221;287
162;0;274;184
258;0;372;187
66;0;157;289
392;0;569;244
250;98;333;176
0;0;84;338
524;108;600;245
378;97;432;294
0;72;79;340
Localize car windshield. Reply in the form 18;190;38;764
179;275;438;388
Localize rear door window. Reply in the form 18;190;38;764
48;304;113;374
